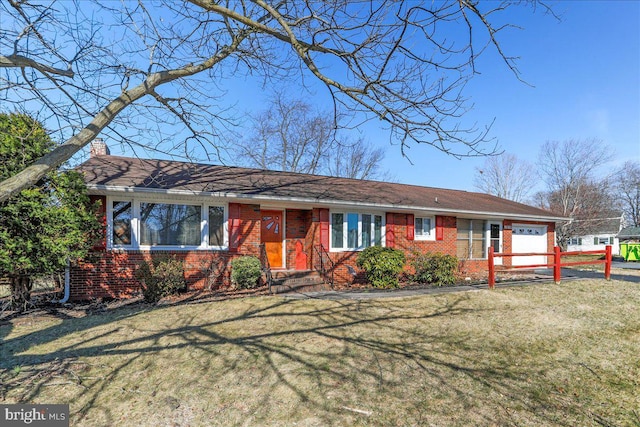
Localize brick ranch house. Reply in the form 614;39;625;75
71;144;564;300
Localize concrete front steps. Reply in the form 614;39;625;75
269;270;331;294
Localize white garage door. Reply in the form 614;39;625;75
512;224;548;267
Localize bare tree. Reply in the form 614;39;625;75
237;94;331;175
473;153;534;202
237;93;386;179
613;160;640;227
326;138;387;180
0;0;553;202
535;139;614;250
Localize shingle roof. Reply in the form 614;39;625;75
77;155;564;221
618;226;640;239
571;216;623;235
596;217;623;234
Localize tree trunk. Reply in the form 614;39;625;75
10;275;32;310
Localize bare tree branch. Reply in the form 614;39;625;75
0;54;74;78
535;139;615;250
0;29;248;201
235;92;387;179
473;153;533;203
613;161;640;227
0;0;552;202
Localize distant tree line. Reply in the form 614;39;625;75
474;139;639;250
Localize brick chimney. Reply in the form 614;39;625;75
90;138;110;157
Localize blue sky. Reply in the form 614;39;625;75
376;1;640;191
216;1;640;192
88;1;638;193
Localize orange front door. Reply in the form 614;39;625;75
261;210;283;268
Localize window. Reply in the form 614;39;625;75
332;213;344;248
208;206;225;247
372;215;383;247
595;236;614;245
331;212;383;250
489;223;500;253
414;216;434;240
456;219;486;259
107;197;227;249
362;214;372;247
140;203;201;246
568;237;583;246
112;201;132;246
347;213;358;248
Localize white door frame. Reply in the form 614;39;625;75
486;221;503;265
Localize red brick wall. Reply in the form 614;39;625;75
377;213;485;276
235;203;261;255
71;202;262;301
70;250;240;300
71;200;557;299
306;213;462;284
314;214;556;283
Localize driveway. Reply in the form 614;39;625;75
548;267;640;284
612;261;640;270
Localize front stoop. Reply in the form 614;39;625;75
269;270;331;294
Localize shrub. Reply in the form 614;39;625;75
410;252;458;286
135;256;186;303
231;256;262;289
0;113;102;309
356;246;406;288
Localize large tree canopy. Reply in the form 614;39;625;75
0;0;551;202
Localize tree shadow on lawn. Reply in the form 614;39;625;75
0;294;613;426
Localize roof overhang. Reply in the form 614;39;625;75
87;184;569;223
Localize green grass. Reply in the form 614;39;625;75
562;254;607;271
1;279;639;426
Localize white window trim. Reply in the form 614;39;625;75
329;210;386;252
414;215;436;241
107;198;135;249
106;196;228;251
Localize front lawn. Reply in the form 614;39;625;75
561;254;607;271
1;279;639;426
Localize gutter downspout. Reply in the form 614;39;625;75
53;259;70;304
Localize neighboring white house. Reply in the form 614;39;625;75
567;215;624;255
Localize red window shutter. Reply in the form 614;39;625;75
228;203;241;251
406;214;415;241
386;212;395;248
319;208;330;250
435;216;444;241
